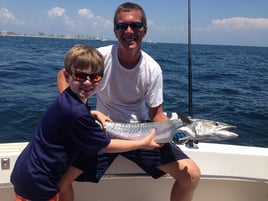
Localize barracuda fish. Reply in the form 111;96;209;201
105;113;238;143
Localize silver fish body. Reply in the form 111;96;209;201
105;119;185;143
105;113;238;143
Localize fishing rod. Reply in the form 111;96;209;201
188;0;193;118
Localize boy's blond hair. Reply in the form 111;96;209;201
64;44;104;73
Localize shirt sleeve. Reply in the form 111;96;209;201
145;67;164;108
71;114;111;158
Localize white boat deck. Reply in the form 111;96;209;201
1;142;268;201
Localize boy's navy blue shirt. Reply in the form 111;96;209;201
11;88;111;200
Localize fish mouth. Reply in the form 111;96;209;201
217;125;237;131
215;125;238;138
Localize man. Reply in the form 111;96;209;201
57;2;200;201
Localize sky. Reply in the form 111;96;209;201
1;0;268;47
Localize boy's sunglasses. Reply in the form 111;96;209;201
115;22;144;31
71;70;103;83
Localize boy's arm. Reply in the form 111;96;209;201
102;129;160;153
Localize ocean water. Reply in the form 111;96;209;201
0;36;267;147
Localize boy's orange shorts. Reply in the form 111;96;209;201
14;192;59;201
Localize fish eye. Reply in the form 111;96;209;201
215;122;219;126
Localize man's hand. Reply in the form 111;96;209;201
91;110;112;129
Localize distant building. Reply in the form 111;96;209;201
0;31;17;36
6;32;17;35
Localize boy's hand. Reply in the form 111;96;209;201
141;129;161;150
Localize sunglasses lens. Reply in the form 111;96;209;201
116;22;144;31
71;71;103;82
116;23;128;30
92;73;103;82
72;71;86;81
131;22;143;29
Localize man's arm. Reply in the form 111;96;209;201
57;69;69;93
149;105;168;122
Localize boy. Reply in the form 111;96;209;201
11;44;160;201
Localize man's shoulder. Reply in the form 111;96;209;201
98;44;115;54
141;50;161;70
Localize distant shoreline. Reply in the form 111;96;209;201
0;33;113;41
1;34;266;48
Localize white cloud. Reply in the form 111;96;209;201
76;9;113;36
78;8;94;19
43;6;113;38
77;8;111;28
192;17;268;47
0;8;24;25
212;17;268;30
145;19;184;43
93;16;112;27
0;8;15;21
47;7;74;27
47;7;66;17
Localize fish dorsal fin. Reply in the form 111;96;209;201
176;112;192;124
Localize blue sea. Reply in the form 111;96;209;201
0;36;267;147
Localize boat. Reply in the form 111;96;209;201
1;1;267;201
1;131;268;201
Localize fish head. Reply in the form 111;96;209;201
178;119;238;142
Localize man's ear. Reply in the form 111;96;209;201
143;25;147;35
114;27;119;40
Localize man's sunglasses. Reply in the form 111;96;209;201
115;22;144;31
71;70;103;83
